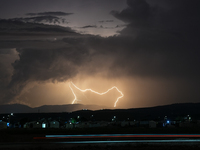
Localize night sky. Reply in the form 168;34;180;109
0;0;200;109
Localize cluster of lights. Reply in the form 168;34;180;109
69;81;124;107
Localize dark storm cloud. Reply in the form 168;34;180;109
10;47;89;82
0;20;84;103
111;0;200;36
0;48;19;104
26;11;74;16
4;42;91;103
111;0;150;25
108;0;200;78
1;0;200;104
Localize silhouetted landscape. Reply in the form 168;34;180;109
1;103;200;149
0;103;112;114
1;103;200;120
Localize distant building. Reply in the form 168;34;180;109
99;121;108;127
179;122;194;128
76;122;90;128
14;123;20;128
89;122;100;128
149;121;156;128
66;123;73;129
130;121;137;126
0;121;7;129
23;121;42;128
139;121;149;127
23;123;28;128
50;121;59;128
121;121;129;127
33;121;42;128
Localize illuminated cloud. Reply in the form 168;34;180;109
69;81;124;107
0;0;200;108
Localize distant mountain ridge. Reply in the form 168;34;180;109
1;103;200;121
0;103;112;114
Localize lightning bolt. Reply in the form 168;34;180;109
69;81;124;107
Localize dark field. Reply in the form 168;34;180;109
1;127;200;149
1;143;200;150
2;127;200;142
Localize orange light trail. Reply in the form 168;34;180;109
69;81;124;107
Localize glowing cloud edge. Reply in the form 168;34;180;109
69;81;124;107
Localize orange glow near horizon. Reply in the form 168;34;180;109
69;81;124;107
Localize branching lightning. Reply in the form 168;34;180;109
69;81;124;107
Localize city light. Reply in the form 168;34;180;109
69;81;124;107
42;123;46;128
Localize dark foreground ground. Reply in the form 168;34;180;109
1;143;200;150
1;127;200;150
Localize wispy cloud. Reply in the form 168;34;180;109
0;19;75;34
26;11;74;16
9;11;73;25
81;25;97;29
99;20;114;23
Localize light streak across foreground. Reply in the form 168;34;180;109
44;134;200;138
50;140;200;144
69;81;124;107
33;134;200;143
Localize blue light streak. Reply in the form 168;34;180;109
46;134;200;138
55;139;200;144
